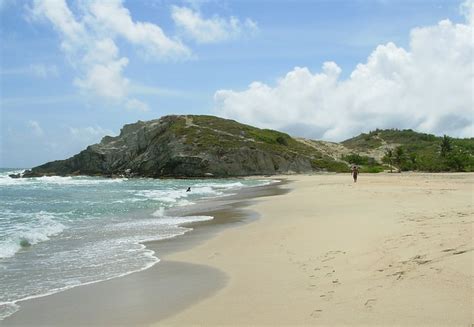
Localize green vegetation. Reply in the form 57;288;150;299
346;129;474;172
169;115;345;172
172;118;473;173
311;157;350;173
341;153;385;173
382;149;394;172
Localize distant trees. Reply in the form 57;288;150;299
349;131;473;173
382;149;394;172
440;135;452;157
382;147;406;172
393;146;405;172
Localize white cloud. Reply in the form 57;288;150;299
28;0;190;111
87;0;190;59
27;120;44;136
214;2;474;140
460;0;474;23
171;5;258;43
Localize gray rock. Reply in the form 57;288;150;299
22;115;331;178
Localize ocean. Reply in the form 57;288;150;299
0;168;270;320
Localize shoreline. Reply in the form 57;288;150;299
2;178;287;326
159;172;473;325
3;172;473;325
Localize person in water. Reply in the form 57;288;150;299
186;187;191;192
351;165;359;183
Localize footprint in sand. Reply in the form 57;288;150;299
364;298;377;309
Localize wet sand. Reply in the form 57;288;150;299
4;173;473;326
2;180;287;326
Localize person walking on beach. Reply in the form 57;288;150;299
351;165;359;183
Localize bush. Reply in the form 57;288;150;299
312;158;349;172
276;135;289;146
360;166;385;173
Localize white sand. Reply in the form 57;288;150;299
158;173;473;325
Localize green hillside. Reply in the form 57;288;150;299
341;129;474;172
20;118;474;178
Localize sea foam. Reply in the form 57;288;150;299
0;170;270;321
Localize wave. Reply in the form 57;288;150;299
0;210;214;321
0;171;126;187
0;246;159;321
35;176;126;185
134;182;246;203
0;211;65;259
135;189;200;203
198;181;245;189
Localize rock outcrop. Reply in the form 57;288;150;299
22;115;339;178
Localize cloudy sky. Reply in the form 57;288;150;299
1;0;472;168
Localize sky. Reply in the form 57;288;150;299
0;0;472;168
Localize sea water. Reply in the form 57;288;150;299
0;168;270;320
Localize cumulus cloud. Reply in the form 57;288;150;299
171;5;258;43
460;0;474;22
214;1;474;140
28;0;189;110
87;1;190;59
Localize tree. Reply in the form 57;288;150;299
382;149;394;172
440;135;452;157
394;146;405;172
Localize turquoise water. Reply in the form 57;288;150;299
0;168;270;320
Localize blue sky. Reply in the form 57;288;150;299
0;0;471;168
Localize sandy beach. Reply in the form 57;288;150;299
3;173;472;326
159;173;473;326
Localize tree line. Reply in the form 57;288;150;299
382;135;474;172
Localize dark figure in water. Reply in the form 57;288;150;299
186;187;191;192
351;165;359;183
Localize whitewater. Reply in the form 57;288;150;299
0;168;270;320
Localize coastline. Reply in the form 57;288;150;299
159;172;473;326
3;173;473;326
2;178;287;326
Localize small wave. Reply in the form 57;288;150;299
0;211;65;259
152;206;166;217
153;215;214;226
135;189;195;203
188;185;222;195
198;181;245;189
0;174;126;187
0;248;160;321
34;176;126;185
0;302;20;321
0;170;26;186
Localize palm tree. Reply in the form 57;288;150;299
394;146;405;172
440;135;452;157
383;149;394;173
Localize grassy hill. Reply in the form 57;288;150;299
21;117;474;178
340;129;474;172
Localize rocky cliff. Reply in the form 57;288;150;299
22;115;343;178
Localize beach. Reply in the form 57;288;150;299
160;173;473;326
3;173;473;326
